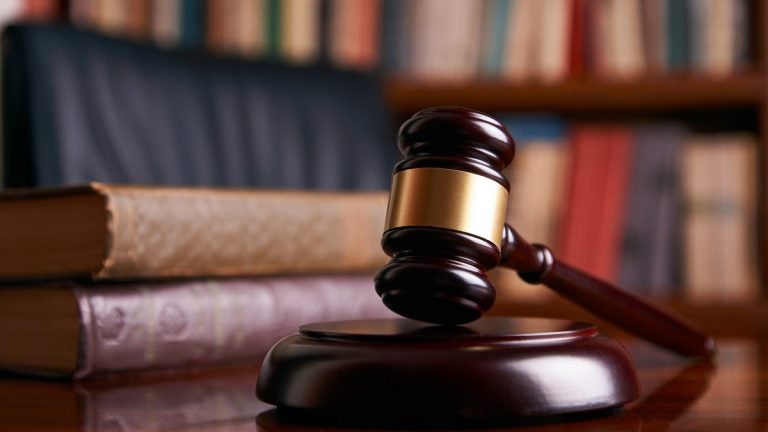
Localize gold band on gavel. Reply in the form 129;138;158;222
384;167;508;250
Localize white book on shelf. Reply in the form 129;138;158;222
535;0;571;82
0;0;23;28
281;0;321;64
151;0;181;47
501;0;536;82
682;134;758;303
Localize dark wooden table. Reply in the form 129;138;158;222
1;336;765;431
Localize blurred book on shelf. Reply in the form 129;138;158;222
491;116;760;307
558;124;633;283
11;0;751;81
681;133;759;303
618;124;685;297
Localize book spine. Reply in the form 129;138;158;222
266;0;281;58
592;126;632;282
681;134;759;303
666;0;690;71
558;126;611;277
480;0;511;77
0;0;24;28
281;0;322;64
179;0;204;49
150;0;181;47
96;186;389;279
618;124;684;294
74;274;393;378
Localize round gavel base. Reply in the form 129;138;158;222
256;317;640;426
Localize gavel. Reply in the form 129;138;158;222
374;106;715;358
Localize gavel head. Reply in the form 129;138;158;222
375;107;516;325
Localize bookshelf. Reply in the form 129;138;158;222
3;0;766;335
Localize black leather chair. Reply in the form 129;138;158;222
2;24;396;190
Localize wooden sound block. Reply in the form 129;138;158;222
256;317;640;426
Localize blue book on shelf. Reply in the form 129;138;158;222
379;0;408;73
666;0;690;70
501;114;567;145
481;0;512;76
179;0;204;49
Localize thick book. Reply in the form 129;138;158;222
0;183;388;280
0;274;393;378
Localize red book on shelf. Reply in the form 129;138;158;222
205;0;225;50
124;0;150;39
558;125;631;282
568;0;585;77
593;126;633;282
558;125;609;275
24;0;62;20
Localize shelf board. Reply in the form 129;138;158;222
385;73;765;114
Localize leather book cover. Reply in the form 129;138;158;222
0;274;393;379
0;183;389;279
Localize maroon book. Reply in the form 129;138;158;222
0;274;393;379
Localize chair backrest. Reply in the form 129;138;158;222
2;24;396;190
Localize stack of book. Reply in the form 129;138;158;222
0;183;394;379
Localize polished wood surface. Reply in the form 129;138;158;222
257;318;639;422
1;336;764;431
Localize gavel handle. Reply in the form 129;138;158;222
500;225;715;358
